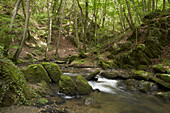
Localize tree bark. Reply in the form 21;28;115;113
152;0;155;10
13;0;31;62
163;0;166;10
45;0;50;59
148;0;151;12
125;0;134;27
84;0;88;52
156;0;158;9
3;0;22;57
55;0;65;58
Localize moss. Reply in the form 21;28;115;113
68;55;78;64
100;60;118;70
152;64;166;73
76;75;92;95
101;71;118;79
42;62;62;83
0;59;37;107
150;76;170;89
59;75;76;95
156;74;170;83
33;80;53;96
25;64;51;83
131;69;151;81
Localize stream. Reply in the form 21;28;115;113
1;68;170;113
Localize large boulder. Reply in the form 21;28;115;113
150;76;170;89
59;75;76;95
99;60;118;70
76;75;92;95
42;62;62;83
0;59;36;107
131;69;151;81
25;64;51;83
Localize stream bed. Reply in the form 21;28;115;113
1;70;170;113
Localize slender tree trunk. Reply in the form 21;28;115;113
45;0;50;59
57;0;63;27
123;8;133;30
131;0;141;25
156;0;158;9
163;0;166;10
125;0;134;27
13;0;30;62
152;0;155;10
112;16;115;33
55;0;65;58
76;0;85;50
73;0;80;51
102;0;106;28
3;0;22;57
118;4;124;32
148;0;151;12
84;0;88;52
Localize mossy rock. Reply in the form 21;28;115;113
0;59;37;107
150;76;170;89
100;71;118;79
156;74;170;83
99;60;118;70
86;70;100;81
59;75;76;95
76;75;92;95
131;69;151;81
152;64;167;73
155;91;170;100
42;62;62;83
25;64;51;83
30;98;48;106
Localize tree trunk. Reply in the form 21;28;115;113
148;0;151;12
156;0;158;9
76;0;85;49
55;0;65;58
45;0;50;59
84;0;88;52
3;0;22;57
123;7;133;30
163;0;166;10
152;0;155;10
73;0;80;51
125;0;134;27
13;0;30;62
102;0;107;28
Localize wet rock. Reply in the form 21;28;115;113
154;91;170;100
117;79;158;93
101;71;118;79
25;64;51;83
84;97;96;106
76;75;92;95
101;70;130;79
55;96;66;105
131;69;151;81
86;70;100;81
59;75;76;95
42;62;62;83
156;74;170;83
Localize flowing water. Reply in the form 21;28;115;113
1;71;170;113
63;72;170;113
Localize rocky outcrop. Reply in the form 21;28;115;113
0;59;37;107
